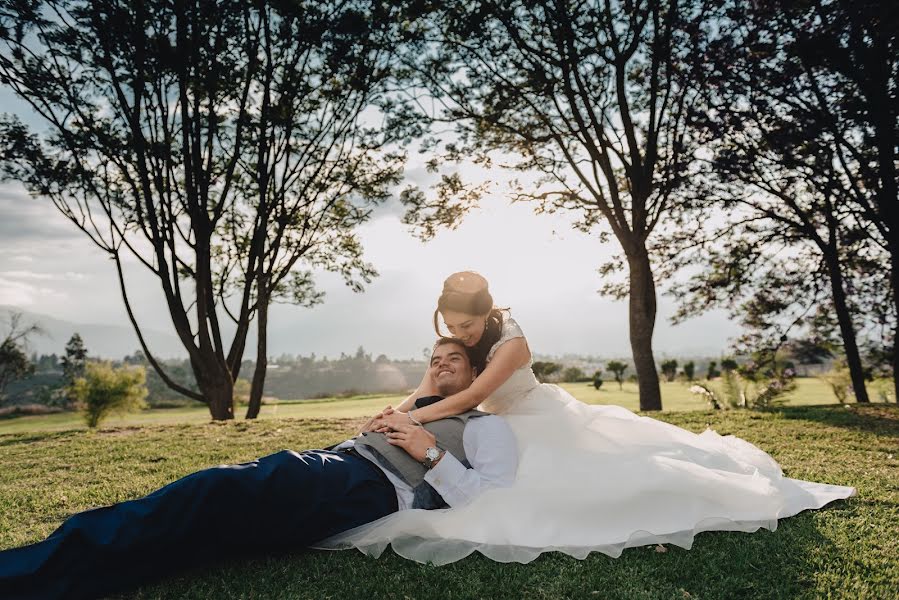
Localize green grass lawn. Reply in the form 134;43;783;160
0;377;864;435
0;404;896;599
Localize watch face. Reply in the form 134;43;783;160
425;447;441;461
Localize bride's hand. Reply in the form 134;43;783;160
360;405;393;434
378;410;413;432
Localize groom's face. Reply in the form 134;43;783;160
429;341;475;396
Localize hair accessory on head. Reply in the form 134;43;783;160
442;271;488;295
437;271;493;317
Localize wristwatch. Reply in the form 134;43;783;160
423;446;444;469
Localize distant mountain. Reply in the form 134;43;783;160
1;305;186;359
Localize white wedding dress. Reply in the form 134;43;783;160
316;317;855;565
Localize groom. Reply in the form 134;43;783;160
0;338;518;600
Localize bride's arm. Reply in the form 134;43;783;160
405;337;530;423
395;370;438;412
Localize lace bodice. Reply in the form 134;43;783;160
480;316;540;413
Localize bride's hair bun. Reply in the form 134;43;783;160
434;271;507;374
437;271;493;315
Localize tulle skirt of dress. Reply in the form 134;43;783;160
314;382;855;565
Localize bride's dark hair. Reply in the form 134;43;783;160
433;271;505;375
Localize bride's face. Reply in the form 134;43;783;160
441;309;488;347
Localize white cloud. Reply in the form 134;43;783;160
0;277;67;307
0;270;86;281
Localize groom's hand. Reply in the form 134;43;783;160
386;423;436;463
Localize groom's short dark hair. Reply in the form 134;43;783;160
433;336;463;351
431;337;475;367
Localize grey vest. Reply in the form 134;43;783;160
355;409;487;508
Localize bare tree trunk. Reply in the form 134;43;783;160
866;28;899;403
194;358;234;421
204;378;235;421
246;290;269;420
628;248;662;411
891;266;899;404
824;251;870;403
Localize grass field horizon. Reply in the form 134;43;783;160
2;377;892;435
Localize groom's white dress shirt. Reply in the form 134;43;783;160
334;415;518;510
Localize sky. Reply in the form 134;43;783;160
0;38;748;363
0;163;742;361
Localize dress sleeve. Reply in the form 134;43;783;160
486;316;527;363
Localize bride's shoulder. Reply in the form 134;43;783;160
500;312;525;339
487;311;528;361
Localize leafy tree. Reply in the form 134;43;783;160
400;0;726;411
606;361;628;390
561;366;586;383
0;0;415;420
675;0;898;403
531;361;562;384
721;358;738;373
0;340;32;405
660;360;678;383
706;361;720;379
70;362;148;428
683;361;696;381
784;338;835;367
0;312;41;405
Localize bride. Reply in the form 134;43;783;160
317;271;856;565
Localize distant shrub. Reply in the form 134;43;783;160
820;366;853;403
150;398;193;409
233;378;252;405
683;361;695;381
873;379;895;403
689;383;721;410
0;404;64;419
69;362;148;428
690;367;796;410
592;369;603;390
532;361;562;383
561;366;587;383
660;359;678;382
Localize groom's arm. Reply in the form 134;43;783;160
423;416;518;508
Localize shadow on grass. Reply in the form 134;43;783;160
129;510;849;600
773;404;899;439
0;429;79;447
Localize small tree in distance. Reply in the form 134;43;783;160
62;334;87;383
70;363;148;428
606;361;628;390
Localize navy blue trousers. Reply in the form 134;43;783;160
0;449;397;600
